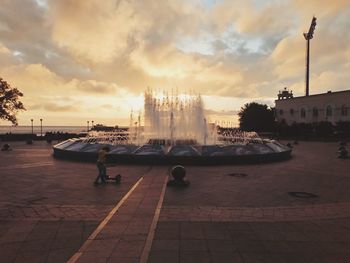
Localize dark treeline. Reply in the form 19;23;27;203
275;121;350;140
238;102;350;140
0;132;85;142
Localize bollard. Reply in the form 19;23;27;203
1;144;11;151
339;141;347;147
338;148;349;159
167;165;190;187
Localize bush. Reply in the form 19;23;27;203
276;121;336;138
335;121;350;137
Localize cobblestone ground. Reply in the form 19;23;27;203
150;219;350;263
0;141;349;263
149;141;350;263
0;141;151;262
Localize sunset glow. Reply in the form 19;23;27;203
0;0;349;126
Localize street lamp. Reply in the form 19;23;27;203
87;121;90;132
40;118;43;137
31;119;33;134
91;120;94;129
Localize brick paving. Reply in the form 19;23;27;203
0;219;99;263
0;204;113;221
150;219;350;263
0;140;350;262
148;141;350;263
73;168;168;263
0;141;154;262
159;202;350;222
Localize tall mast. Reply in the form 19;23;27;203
303;16;317;96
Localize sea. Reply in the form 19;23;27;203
0;126;87;135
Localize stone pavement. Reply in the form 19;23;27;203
149;141;350;263
70;168;168;263
159;202;350;222
0;141;349;262
0;141;154;262
149;219;350;263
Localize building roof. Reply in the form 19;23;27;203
275;89;350;102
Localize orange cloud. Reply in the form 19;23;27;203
0;0;349;125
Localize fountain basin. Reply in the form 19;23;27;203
53;139;292;165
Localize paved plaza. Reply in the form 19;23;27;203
0;141;349;262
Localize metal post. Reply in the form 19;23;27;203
31;119;33;134
91;120;94;129
138;114;141;145
40;118;43;137
303;16;316;97
87;121;89;132
305;39;310;96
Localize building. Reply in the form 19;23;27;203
275;89;350;125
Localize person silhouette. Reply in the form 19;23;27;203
94;146;110;185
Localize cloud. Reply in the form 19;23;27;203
101;104;114;109
205;109;239;116
293;0;349;18
268;2;350;96
100;104;121;111
0;42;17;68
0;0;349;125
0;42;10;54
29;102;77;112
0;0;93;80
49;0;144;64
27;103;42;111
43;103;77;112
270;37;304;80
0;63;121;97
289;68;350;96
75;80;117;94
0;64;63;97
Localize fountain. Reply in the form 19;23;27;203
53;89;292;164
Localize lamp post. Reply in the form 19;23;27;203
87;121;90;132
31;119;33;135
40;118;43;137
303;16;317;96
91;120;94;130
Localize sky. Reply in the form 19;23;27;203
0;0;349;126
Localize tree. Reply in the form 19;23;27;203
313;121;333;137
335;121;350;137
0;78;25;125
238;102;275;132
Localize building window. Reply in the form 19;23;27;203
290;109;294;116
341;105;348;116
312;107;318;117
326;105;332;117
301;108;306;118
279;109;284;115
